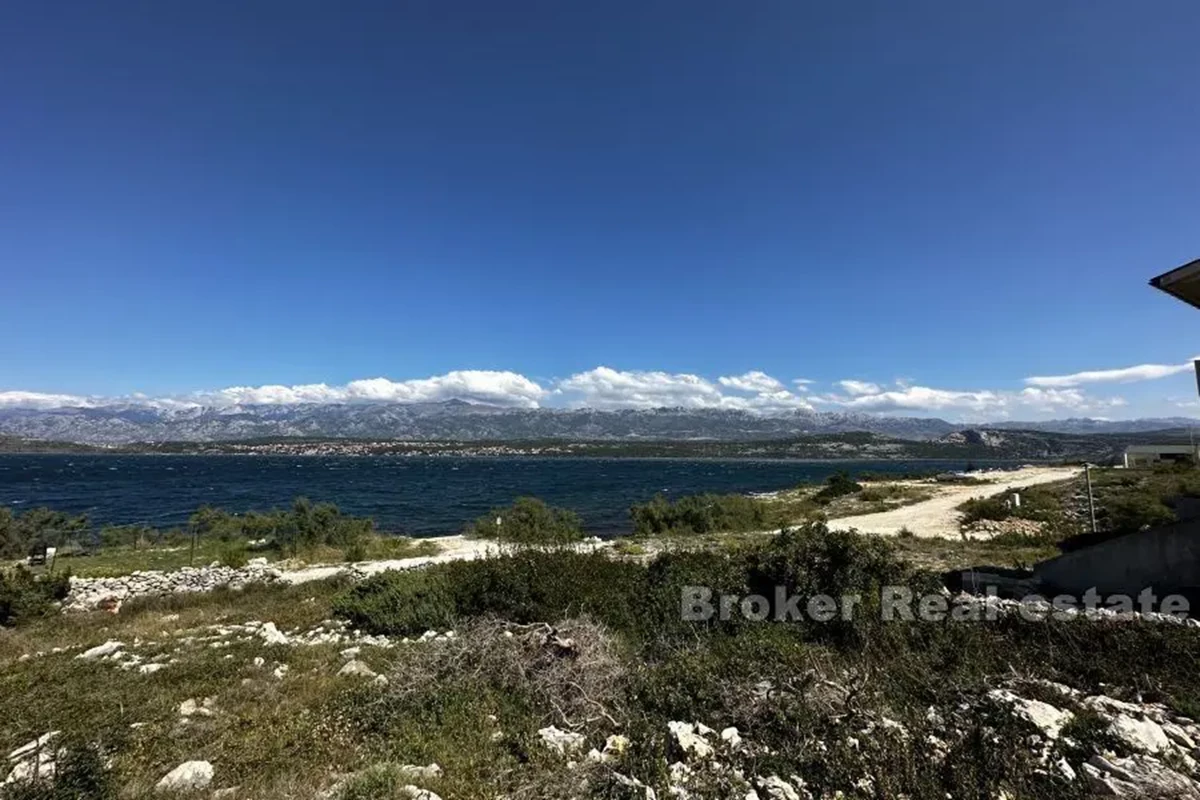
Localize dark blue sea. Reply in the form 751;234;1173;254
0;455;1006;536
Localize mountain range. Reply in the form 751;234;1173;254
0;401;1195;446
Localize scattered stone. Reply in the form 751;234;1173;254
155;760;214;793
179;697;216;718
258;622;289;646
1081;753;1200;798
668;721;714;759
398;788;442;800
396;764;442;781
987;689;1073;739
337;660;379;679
721;726;743;749
77;640;124;661
538;726;586;755
7;732;60;763
757;775;804;800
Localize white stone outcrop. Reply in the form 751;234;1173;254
4;732;61;786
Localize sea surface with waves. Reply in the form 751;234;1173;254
0;454;1015;536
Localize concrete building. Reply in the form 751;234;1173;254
1123;444;1200;468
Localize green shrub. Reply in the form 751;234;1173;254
629;493;772;536
612;539;647;556
812;472;862;503
0;507;89;560
466;497;583;545
0;566;71;626
218;540;249;568
334;522;917;649
958;494;1011;524
333;568;457;636
1106;493;1176;534
333;762;431;800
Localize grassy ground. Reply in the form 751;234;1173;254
10;535;441;580
955;465;1200;539
755;480;935;525
4;528;1200;799
889;535;1062;573
0;580;416;798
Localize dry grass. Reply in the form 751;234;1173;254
383;617;628;731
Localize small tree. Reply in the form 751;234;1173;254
467;497;583;546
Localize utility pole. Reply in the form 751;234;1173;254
1084;463;1097;534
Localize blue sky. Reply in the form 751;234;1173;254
2;1;1199;420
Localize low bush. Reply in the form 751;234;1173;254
0;566;71;626
0;507;89;560
218;540;250;568
629;493;773;536
334;550;644;637
812;472;862;503
1105;492;1176;534
335;522;920;647
465;497;583;545
958;494;1011;524
333;568;457;636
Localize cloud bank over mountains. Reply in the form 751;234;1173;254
1024;359;1197;388
0;358;1191;420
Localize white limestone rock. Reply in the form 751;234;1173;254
1109;715;1172;754
668;721;714;759
77;641;124;661
987;689;1073;739
155;760;214;793
337;660;379;679
538;725;586;756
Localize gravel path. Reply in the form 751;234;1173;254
826;465;1082;539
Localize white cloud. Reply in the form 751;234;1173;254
718;371;786;393
215;383;346;405
558;367;812;412
837;380;882;396
0;391;94;409
0;364;1153;419
816;382;1125;418
1025;360;1195;388
211;370;548;408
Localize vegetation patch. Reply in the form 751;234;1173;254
2;499;438;579
464;497;583;545
629;493;778;536
812;472;863;503
0;567;70;627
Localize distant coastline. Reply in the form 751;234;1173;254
0;431;1131;462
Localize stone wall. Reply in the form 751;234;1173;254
1035;517;1200;597
64;560;283;613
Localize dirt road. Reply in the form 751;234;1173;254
826;465;1081;539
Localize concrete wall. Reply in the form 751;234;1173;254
1035;517;1200;597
